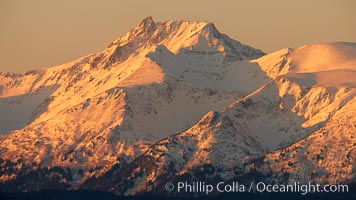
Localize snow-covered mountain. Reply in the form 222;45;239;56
0;17;264;190
0;17;355;196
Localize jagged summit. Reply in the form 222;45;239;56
105;17;264;64
139;16;155;27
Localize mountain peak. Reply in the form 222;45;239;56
141;16;154;23
137;16;156;31
202;22;220;34
105;17;264;65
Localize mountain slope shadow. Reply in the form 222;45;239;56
0;85;57;134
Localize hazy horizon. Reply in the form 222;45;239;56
1;0;355;73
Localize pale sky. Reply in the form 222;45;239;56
1;0;355;73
